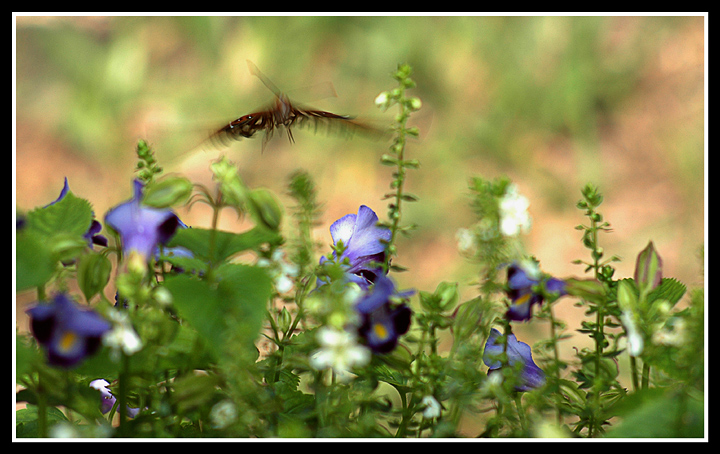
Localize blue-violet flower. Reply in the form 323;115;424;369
104;179;182;262
505;261;566;321
321;205;391;288
355;274;413;354
483;328;545;392
26;293;111;368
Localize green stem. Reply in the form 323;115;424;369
117;353;130;436
394;387;411;438
630;356;639;392
548;305;562;424
514;394;527;433
590;212;604;438
36;374;47;438
641;362;651;389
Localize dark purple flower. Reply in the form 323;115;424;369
355;275;413;354
483;328;545;392
104;180;182;261
505;261;566;321
320;205;391;288
26;293;111;368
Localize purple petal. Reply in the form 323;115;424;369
105;180;180;260
44;177;70;208
344;205;391;260
329;213;357;247
355;274;396;314
26;294;110;368
546;278;567;296
507;264;537;290
483;328;545;391
506;294;536;321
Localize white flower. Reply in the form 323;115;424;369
258;249;299;294
374;91;391;109
455;228;476;255
50;422;79;438
421;395;441;419
103;310;143;357
620;310;644;357
652;317;686;347
498;184;531;237
209;399;238;429
309;326;370;382
480;370;505;398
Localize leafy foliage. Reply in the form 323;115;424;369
15;63;704;439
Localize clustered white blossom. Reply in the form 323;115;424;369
620;310;645;357
209;399;238;429
257;249;299;294
421;395;442;419
498;184;532;237
309;326;370;382
455;228;476;256
102;309;143;358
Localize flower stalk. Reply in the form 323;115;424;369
375;63;421;273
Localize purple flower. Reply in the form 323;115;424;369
26;293;111;368
47;177;108;248
89;379;140;418
505;261;566;321
321;205;391;288
104;180;182;261
355;275;413;354
483;328;545;392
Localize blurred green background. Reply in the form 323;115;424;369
15;15;705;424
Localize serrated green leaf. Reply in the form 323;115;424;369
26;190;93;239
648;278;687;307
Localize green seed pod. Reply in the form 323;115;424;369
143;176;193;208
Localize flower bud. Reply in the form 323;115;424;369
564;278;606;304
248;188;283;231
435;281;459;311
634;241;662;295
408;97;422;111
143;176;193;208
374;91;391;109
211;156;247;207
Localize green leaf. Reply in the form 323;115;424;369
171;372;224;414
648;278;687;308
15;229;55;292
15;405;69;438
163;264;272;360
25;190;93;239
76;252;112;302
605;388;704;438
166;226;282;264
15;334;41;379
